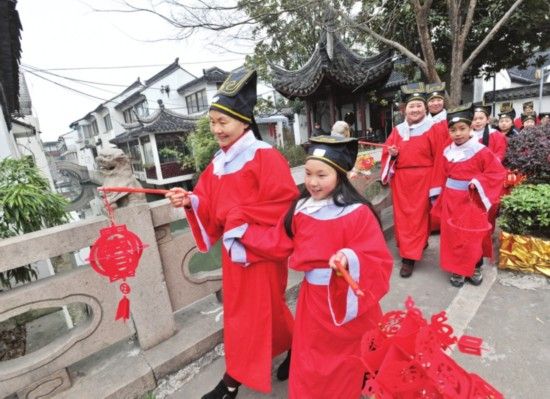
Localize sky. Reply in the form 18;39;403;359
17;0;250;141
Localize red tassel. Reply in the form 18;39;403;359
115;295;130;321
457;335;483;356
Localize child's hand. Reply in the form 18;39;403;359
329;251;348;271
165;187;191;208
388;145;399;157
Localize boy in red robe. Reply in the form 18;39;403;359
381;83;449;278
167;69;297;398
431;104;506;287
227;135;393;398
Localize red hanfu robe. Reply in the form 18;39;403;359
229;199;393;399
431;138;506;276
381;117;449;260
473;127;508;161
184;131;298;393
514;115;540;129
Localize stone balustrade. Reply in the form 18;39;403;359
0;161;390;398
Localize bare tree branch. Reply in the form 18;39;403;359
462;0;525;73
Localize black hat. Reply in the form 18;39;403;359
306;136;358;173
539;112;550;119
521;113;536;123
498;102;516;120
473;103;492;116
522;101;534;110
447;103;474;127
210;68;261;138
400;82;426;104
425;82;446;102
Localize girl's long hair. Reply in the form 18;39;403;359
482;124;490;146
283;167;381;238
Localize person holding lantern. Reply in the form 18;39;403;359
166;69;297;399
227;135;393;399
431;104;506;287
381;83;449;278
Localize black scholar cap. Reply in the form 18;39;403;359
306;136;358;173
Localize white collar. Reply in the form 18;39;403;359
213;131;255;175
295;197;334;215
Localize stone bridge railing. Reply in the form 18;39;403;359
0;162;390;398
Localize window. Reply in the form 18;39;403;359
186;89;208;114
123;108;134;123
156;134;188;163
103;114;112;131
123;101;149;123
135;100;149;118
91;120;99;136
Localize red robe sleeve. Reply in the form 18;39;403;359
428;122;451;198
327;206;393;326
489;131;507;162
469;149;507;211
222;149;298;265
184;167;223;252
380;128;399;184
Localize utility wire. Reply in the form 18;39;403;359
23;67;191;109
29;58;243;71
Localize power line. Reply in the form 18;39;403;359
23;67;190;109
29;58;243;71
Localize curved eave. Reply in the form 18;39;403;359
272;44;395;98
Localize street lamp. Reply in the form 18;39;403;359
536;64;550;114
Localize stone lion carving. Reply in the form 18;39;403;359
96;147;146;208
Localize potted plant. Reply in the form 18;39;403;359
499;125;550;275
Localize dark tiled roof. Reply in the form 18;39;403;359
0;0;22;114
111;105;198;144
270;31;394;99
484;82;550;102
382;69;408;90
177;66;229;93
144;58;195;86
507;50;550;84
118;78;143;97
114;92;147;111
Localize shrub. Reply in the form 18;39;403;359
498;184;550;239
503;125;550;184
277;145;306;167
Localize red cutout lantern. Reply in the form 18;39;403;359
89;224;146;321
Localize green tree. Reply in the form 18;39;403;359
108;0;550;106
0;157;68;288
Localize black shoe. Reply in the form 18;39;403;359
399;262;414;278
201;380;238;399
450;274;465;287
467;268;483;286
276;350;291;381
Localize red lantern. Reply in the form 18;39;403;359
89;224;146;321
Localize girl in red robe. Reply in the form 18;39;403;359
471;104;507;161
227;136;393;398
431;104;506;287
167;69;297;398
381;83;449;278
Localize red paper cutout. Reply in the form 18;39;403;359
88;189;148;322
360;297;502;399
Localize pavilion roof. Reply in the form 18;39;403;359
271;30;395;99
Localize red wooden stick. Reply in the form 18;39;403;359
334;259;365;297
359;140;389;148
99;186;179;195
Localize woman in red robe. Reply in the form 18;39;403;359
167;69;297;399
380;83;449;278
228;136;393;399
431;104;506;287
